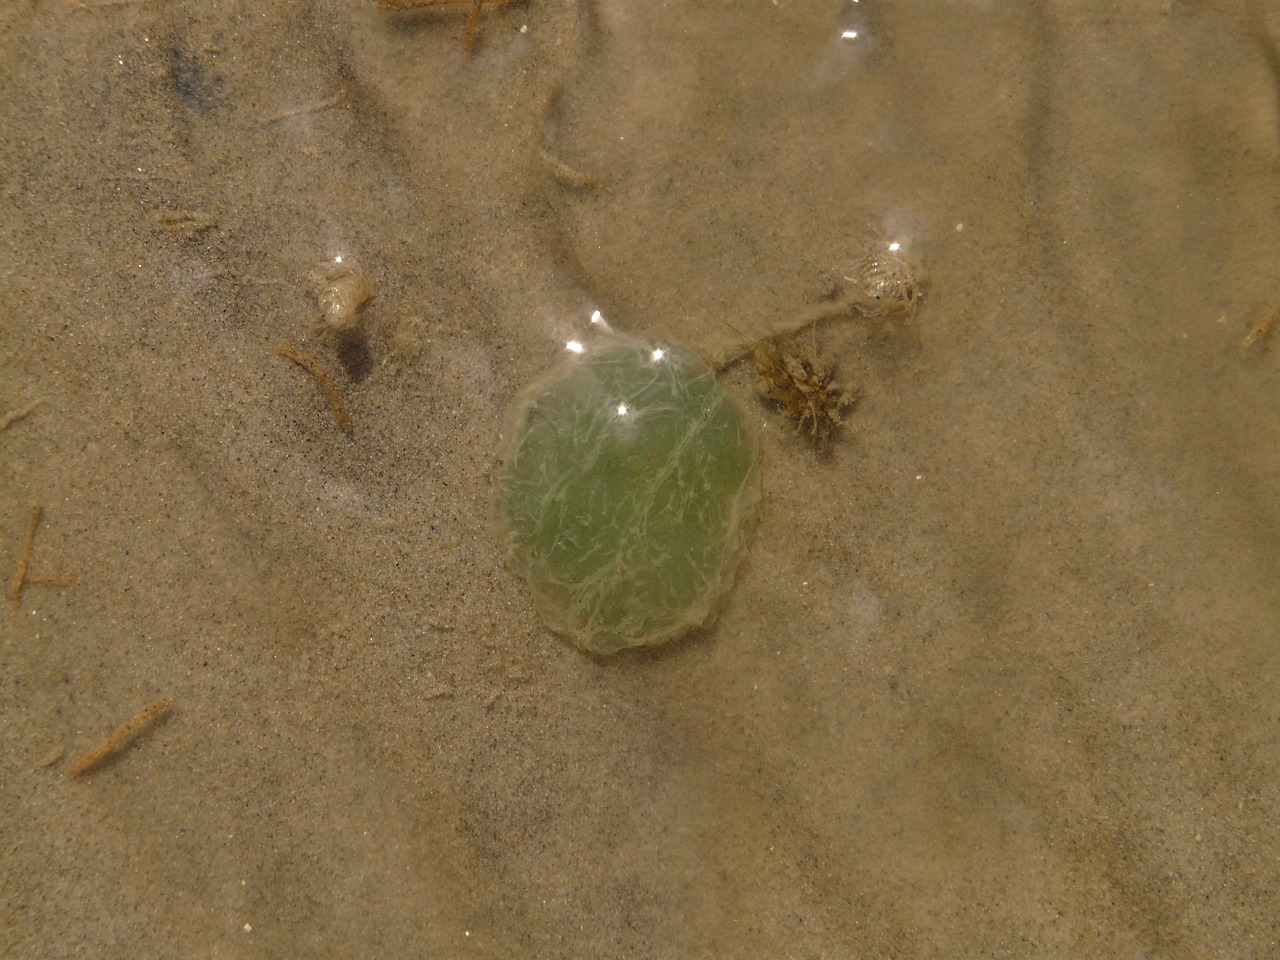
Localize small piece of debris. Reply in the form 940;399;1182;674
1242;299;1278;352
375;0;529;61
33;742;66;770
541;150;601;189
276;344;354;435
264;96;339;124
0;399;43;434
151;210;216;237
421;682;454;700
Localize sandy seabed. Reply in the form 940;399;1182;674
2;1;1278;957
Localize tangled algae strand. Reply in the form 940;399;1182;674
494;330;759;655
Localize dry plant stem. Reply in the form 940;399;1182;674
716;297;857;372
9;503;41;617
0;399;43;434
376;0;524;9
9;503;78;615
276;344;354;435
68;700;172;779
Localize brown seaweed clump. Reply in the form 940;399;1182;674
752;335;859;451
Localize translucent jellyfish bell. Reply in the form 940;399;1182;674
494;331;759;654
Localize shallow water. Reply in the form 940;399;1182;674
2;1;1278;956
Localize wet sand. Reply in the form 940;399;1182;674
2;1;1278;956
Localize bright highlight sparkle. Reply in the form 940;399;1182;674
616;403;629;416
566;340;585;354
651;348;666;362
841;30;858;39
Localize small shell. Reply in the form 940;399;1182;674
317;271;372;332
843;247;924;320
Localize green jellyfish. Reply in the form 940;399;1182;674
494;330;759;655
